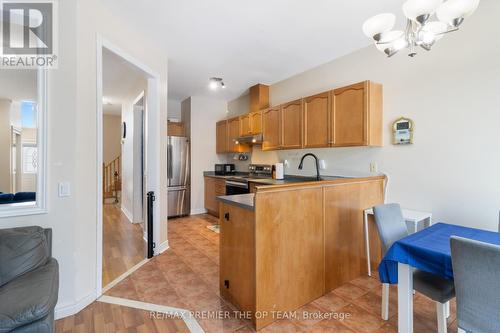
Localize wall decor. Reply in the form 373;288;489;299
392;117;414;145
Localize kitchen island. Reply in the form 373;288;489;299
216;175;386;330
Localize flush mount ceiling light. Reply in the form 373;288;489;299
363;0;480;57
209;77;226;90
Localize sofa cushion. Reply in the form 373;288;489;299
13;192;36;203
0;194;14;204
0;227;49;287
0;259;58;333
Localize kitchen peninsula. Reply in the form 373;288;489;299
216;175;386;330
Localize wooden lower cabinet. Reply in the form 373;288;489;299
324;180;385;291
204;177;226;217
219;177;386;330
219;203;256;313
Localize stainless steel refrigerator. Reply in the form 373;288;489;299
167;136;190;217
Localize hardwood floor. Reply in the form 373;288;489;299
102;204;145;287
55;300;189;333
58;213;459;332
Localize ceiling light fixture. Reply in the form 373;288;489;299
363;0;480;57
209;77;226;90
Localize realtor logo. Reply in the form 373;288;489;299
1;0;58;68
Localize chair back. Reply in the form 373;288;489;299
451;236;500;333
373;203;408;254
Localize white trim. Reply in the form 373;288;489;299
96;34;162;299
0;69;48;218
120;205;134;223
54;292;95;320
155;240;169;255
98;296;204;333
102;258;149;294
190;208;207;215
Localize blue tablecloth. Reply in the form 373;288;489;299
378;223;500;284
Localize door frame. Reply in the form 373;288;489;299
96;35;161;297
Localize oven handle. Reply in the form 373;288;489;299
225;181;249;189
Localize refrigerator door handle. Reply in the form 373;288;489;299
167;144;173;180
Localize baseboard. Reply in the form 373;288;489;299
54;292;96;320
190;208;207;215
155;240;169;255
121;206;133;223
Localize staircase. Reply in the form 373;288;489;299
103;155;121;204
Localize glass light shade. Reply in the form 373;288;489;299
437;0;479;23
376;36;408;56
403;0;444;21
422;21;448;40
378;30;404;44
362;13;396;39
418;30;436;44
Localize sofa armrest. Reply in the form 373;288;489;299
44;228;52;258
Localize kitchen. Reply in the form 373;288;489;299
200;82;387;329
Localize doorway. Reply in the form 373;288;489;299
97;38;161;294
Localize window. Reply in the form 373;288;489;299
23;146;38;174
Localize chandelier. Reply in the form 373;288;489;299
362;0;480;57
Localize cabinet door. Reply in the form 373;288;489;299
240;114;251;136
204;177;217;215
220;203;256;312
303;92;330;148
216;120;228;153
250;111;262;134
281;99;303;149
332;82;367;146
262;107;281;151
227;117;250;153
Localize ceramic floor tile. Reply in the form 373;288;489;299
332;283;369;301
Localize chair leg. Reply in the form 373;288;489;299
381;283;390;320
457;328;467;333
436;302;447;333
445;301;450;318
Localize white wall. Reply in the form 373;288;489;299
0;0;169;318
0;99;11;192
102;114;121;164
189;96;228;214
228;1;500;231
167;99;182;120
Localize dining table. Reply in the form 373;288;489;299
378;222;500;333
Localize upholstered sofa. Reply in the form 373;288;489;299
0;227;59;332
0;192;36;205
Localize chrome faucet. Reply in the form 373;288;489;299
298;153;322;181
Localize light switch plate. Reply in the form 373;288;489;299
319;159;326;170
370;162;378;173
58;182;71;197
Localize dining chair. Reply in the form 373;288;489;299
373;203;455;333
451;236;500;333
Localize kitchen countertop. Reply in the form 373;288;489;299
204;171;352;185
217;193;255;210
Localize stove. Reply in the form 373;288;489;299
224;164;273;195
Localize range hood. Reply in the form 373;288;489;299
235;134;263;145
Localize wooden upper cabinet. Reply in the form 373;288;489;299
227;117;250;153
250;84;269;114
303;92;330;148
240;114;251;136
216;120;228;154
262;107;281;151
250;111;262;134
331;81;382;147
280;99;303;149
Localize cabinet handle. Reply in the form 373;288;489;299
224;212;230;221
224;280;230;289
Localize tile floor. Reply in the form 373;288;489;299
101;214;459;332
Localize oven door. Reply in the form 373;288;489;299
225;181;249;195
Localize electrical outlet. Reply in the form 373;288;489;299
283;159;289;168
370;162;378;173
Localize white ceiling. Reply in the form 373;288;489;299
104;0;406;102
102;48;148;115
